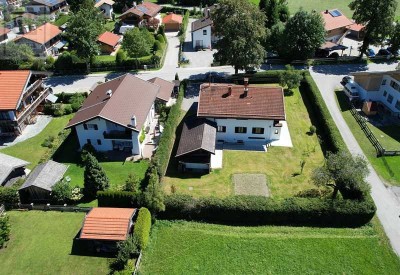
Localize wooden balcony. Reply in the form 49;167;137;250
16;88;50;124
103;130;132;140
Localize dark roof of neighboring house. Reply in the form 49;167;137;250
321;9;354;31
97;31;121;47
66;74;159;131
19;160;68;192
28;0;66;7
80;207;136;241
176;117;216;157
119;2;162;18
0;70;31;110
198;84;285;120
191;17;213;32
16;22;61;45
0;153;30;185
148;77;174;102
0;27;11;36
162;13;183;24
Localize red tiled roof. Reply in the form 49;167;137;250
0;70;31;110
80;208;136;241
0;27;11;36
148;77;174;102
347;23;364;32
162;13;183;24
97;31;121;47
18;23;61;45
320;9;354;31
120;2;162;18
198;84;285;120
66;74;160;130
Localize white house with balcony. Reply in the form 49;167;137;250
65;74;174;156
351;71;400;117
25;0;69;20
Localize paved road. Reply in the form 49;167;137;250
310;63;400;256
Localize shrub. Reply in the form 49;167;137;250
116;49;127;65
69;93;86;111
0;215;11;249
309;125;316;135
139;128;146;144
41;135;55;148
31;58;46;71
111;235;139;271
0;187;20;208
97;191;139;208
133;207;151;249
156;33;165;44
153;40;162;52
83;152;109;199
124;174;140;193
51;180;72;204
63;104;73;114
158;194;376;227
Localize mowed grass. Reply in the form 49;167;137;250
0;211;109;275
140;219;400;275
163;87;325;198
249;0;400;17
335;90;400;186
53;132;149;189
0;115;73;169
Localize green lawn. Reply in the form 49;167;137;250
249;0;400;17
103;20;116;33
94;55;116;62
163;86;325;199
0;211;109;275
54;14;69;27
140;219;400;275
53;132;149;189
335;90;400;186
0;115;73;169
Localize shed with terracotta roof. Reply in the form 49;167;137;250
162;13;183;31
79;207;137;242
97;31;122;54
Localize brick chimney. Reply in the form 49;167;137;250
243;78;249;97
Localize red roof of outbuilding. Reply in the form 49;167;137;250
162;13;183;24
97;31;121;47
0;70;31;110
80;207;136;241
0;27;11;36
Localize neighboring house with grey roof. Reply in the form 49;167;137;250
25;0;69;20
191;4;219;49
18;160;68;202
175;117;217;172
65;74;173;156
0;153;30;187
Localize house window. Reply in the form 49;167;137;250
217;126;226;132
395;100;400;111
387;94;394;104
383;90;387;97
203;29;207;35
382;79;387;85
84;124;98;130
97;139;102;145
235;127;247;133
87;139;91;145
390;80;400;91
274;130;279;134
252;127;264;134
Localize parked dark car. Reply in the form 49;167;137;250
387;47;400;56
365;48;375;57
376;49;392;56
341;76;353;86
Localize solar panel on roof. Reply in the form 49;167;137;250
329;9;342;17
137;6;149;13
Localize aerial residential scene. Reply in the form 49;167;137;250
1;0;400;274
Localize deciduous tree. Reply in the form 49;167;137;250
311;151;370;200
280;10;325;60
122;28;151;58
389;22;400;55
279;65;303;92
213;0;266;74
349;0;397;57
0;42;34;68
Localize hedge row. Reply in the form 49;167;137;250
0;187;19;209
0;215;10;249
300;72;347;153
133;207;151;249
231;71;282;84
97;191;139;208
152;80;186;176
158;194;376;227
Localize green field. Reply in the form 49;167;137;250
249;0;400;17
335;90;400;186
140;220;400;275
0;211;109;275
163;86;325;198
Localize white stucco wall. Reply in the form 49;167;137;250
192;25;212;49
99;4;113;19
206;118;282;143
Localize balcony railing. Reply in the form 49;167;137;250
103;131;132;140
17;88;50;124
22;79;43;101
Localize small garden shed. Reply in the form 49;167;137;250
0;153;29;187
162;13;183;32
18;160;68;203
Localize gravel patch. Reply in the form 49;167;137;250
233;174;270;197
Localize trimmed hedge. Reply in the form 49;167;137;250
300;72;347;153
0;215;10;249
97;191;139;208
0;187;20;209
158;194;376;227
134;207;152;249
152;80;185;176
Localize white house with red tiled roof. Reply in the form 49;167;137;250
321;9;355;43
